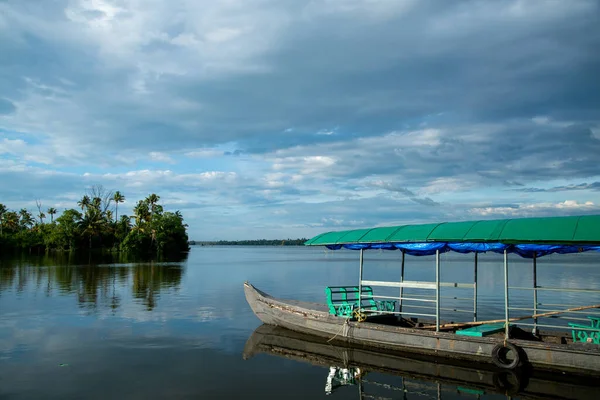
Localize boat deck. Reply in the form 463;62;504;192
277;295;574;345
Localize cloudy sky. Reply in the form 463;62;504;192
1;0;600;240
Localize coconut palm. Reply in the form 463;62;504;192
78;195;91;211
119;214;132;229
19;208;34;230
91;197;102;212
4;211;19;233
146;194;160;220
133;200;150;227
113;191;125;222
47;207;57;223
79;208;104;249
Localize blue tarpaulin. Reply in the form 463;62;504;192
325;242;600;258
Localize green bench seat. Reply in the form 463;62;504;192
456;322;505;337
325;286;396;318
569;317;600;344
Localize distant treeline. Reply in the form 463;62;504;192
190;238;308;246
0;185;189;256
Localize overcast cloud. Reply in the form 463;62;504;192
1;0;600;240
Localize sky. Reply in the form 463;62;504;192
1;0;600;241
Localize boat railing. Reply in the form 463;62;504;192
351;247;600;337
507;285;600;335
359;278;477;322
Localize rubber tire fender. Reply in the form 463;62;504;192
491;342;521;370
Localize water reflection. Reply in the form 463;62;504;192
0;252;188;311
243;324;600;399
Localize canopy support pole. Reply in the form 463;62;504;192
533;253;538;335
436;249;440;332
399;250;405;314
504;249;510;339
358;249;364;310
474;253;478;322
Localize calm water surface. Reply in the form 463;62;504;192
1;246;600;399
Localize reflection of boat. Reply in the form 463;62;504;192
243;324;600;399
244;215;600;375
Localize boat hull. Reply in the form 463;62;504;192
244;324;600;399
244;281;600;376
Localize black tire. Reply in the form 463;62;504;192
491;342;521;370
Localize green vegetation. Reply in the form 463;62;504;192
0;186;189;256
190;238;308;246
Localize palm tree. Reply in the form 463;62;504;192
146;194;160;220
19;208;34;230
119;214;132;230
0;203;7;235
79;209;104;249
4;211;19;233
47;207;57;223
78;195;90;211
133;200;150;227
91;197;102;212
113;191;125;223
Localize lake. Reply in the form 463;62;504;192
1;246;600;399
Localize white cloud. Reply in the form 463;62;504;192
469;200;599;217
420;177;475;195
184;149;222;158
272;155;336;175
149;151;174;163
532;115;574;128
204;27;243;43
170;33;200;47
98;169;238;188
0;138;27;154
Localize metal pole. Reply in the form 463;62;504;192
533;253;538;335
358;249;364;310
474;253;478;322
399;250;405;313
504;249;510;339
358;375;363;399
436;249;440;332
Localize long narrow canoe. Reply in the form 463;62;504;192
244;324;600;399
244;282;600;376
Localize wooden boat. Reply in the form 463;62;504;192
243;324;600;399
244;215;600;376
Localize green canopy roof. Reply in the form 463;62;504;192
304;215;600;246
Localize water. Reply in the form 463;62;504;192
1;246;599;399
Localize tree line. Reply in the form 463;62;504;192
190;238;308;246
0;186;189;256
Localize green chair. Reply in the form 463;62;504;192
325;286;396;318
569;321;600;344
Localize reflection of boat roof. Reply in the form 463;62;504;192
243;324;600;399
305;215;600;258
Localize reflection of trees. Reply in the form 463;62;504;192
0;252;187;311
133;264;184;310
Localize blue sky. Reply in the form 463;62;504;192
1;0;600;240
